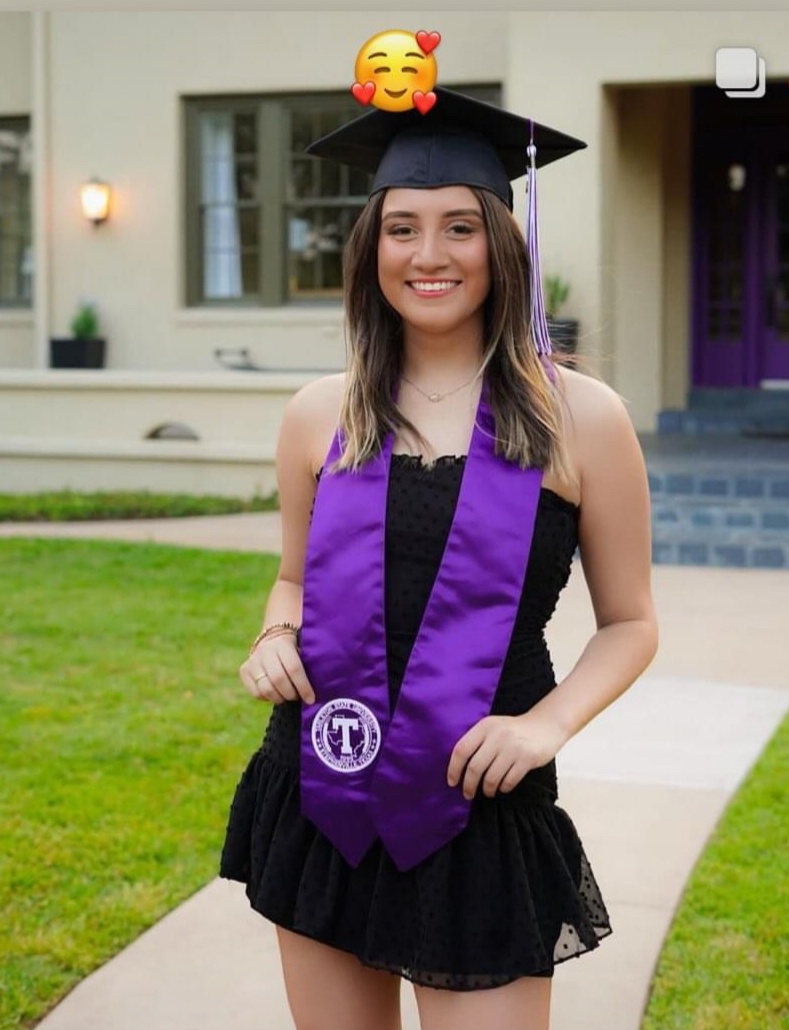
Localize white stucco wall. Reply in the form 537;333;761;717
508;11;789;427
38;10;508;376
0;13;31;114
0;13;33;365
4;10;789;433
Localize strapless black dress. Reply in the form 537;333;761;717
220;453;612;990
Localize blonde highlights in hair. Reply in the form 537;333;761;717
327;187;574;485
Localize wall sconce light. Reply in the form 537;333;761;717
81;178;111;226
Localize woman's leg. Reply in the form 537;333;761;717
413;974;552;1030
275;926;403;1030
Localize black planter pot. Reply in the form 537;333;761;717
49;337;106;369
546;318;579;357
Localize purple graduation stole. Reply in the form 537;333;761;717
299;376;544;871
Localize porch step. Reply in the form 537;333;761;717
652;503;789;568
687;388;789;410
646;457;789;568
652;500;789;533
651;537;788;568
658;409;789;436
648;468;789;501
658;388;789;436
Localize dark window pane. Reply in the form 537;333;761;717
710;267;722;302
235;112;256;155
235;161;257;202
0;119;33;305
348;165;371;198
319;159;340;198
708;308;721;338
241;249;259;294
293;252;316;292
318;107;347;137
239;206;259;247
776;160;789;221
321;249;343;291
291;109;314;156
288;203;365;296
291;157;316;200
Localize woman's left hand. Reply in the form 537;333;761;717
447;712;568;800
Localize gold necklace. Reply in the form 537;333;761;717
400;362;485;403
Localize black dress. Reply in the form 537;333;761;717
220;453;612;990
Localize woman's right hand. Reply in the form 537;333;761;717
241;634;316;705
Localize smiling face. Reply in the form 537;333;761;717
355;31;437;112
377;186;491;339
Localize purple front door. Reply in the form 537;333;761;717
693;119;789;386
762;144;789;380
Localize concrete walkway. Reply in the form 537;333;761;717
5;514;787;1030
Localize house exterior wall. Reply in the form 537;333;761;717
28;11;509;373
0;14;31;113
1;10;788;493
0;13;33;366
507;11;789;429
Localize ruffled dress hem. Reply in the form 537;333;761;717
220;744;613;991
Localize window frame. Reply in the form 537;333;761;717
184;86;502;309
0;115;33;310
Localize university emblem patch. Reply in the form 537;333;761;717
310;698;382;773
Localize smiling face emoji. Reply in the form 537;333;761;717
354;30;438;113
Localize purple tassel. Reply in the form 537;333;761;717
527;119;553;358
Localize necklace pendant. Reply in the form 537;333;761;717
428;392;442;402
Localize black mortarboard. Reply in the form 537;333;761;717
306;87;586;212
306;86;587;356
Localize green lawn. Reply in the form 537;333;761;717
0;538;275;1030
641;709;789;1030
2;536;787;1030
0;489;277;522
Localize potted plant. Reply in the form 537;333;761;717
543;274;579;358
50;301;106;368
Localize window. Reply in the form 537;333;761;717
184;86;501;308
0;117;33;308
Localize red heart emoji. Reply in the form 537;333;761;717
351;81;375;105
413;90;437;115
415;30;441;55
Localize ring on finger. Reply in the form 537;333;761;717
253;671;269;683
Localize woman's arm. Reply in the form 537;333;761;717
523;371;659;746
446;373;658;799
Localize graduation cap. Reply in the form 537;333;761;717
306;86;587;356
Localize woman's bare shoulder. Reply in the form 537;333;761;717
549;364;639;499
554;364;635;450
554;363;626;422
554;363;646;506
302;372;346;477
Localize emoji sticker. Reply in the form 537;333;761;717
352;29;440;114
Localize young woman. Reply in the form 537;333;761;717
221;89;658;1030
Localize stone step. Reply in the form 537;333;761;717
642;432;789;566
687;387;789;411
648;468;789;501
658;409;789;435
651;536;788;568
652;501;789;534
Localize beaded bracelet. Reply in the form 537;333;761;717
249;621;300;656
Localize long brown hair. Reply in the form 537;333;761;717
327;187;574;484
